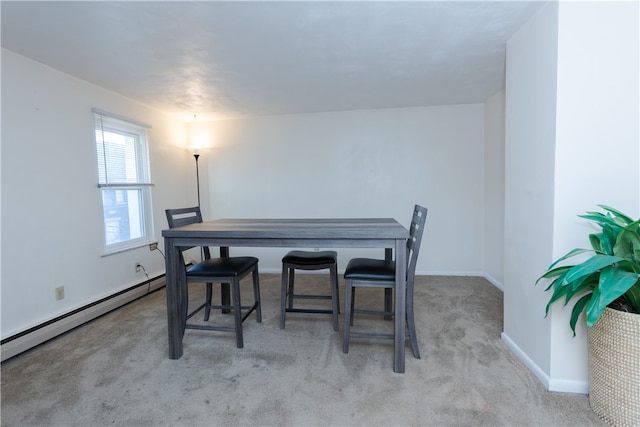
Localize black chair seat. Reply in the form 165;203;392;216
344;258;395;281
283;250;337;266
280;250;340;331
188;256;259;278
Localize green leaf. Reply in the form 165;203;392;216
543;271;596;316
544;274;571;316
600;224;618;254
612;220;640;263
547;248;591;270
563;254;626;284
588;233;605;254
585;267;640;327
536;265;572;286
544;278;572;316
615;258;640;274
598;205;634;225
544;270;570;292
613;226;640;259
579;213;624;233
569;293;591;336
625;285;640;313
567;272;599;297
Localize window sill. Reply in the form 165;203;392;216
101;240;155;257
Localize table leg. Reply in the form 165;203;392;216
394;238;406;373
384;248;393;320
165;237;183;359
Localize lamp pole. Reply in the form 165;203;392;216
194;153;200;207
193;152;204;262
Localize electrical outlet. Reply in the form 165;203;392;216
55;286;65;300
149;242;158;251
135;263;142;273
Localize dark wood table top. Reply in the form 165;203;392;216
162;217;409;240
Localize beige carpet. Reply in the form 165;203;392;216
1;274;604;426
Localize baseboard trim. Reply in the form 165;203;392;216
501;332;588;394
482;273;504;291
501;332;551;389
548;378;589;394
1;275;165;362
417;269;485;277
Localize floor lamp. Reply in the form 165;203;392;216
193;152;201;207
193;152;204;261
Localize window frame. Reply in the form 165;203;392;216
93;109;155;255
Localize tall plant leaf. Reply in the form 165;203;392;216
625;285;640;312
563;255;626;284
600;224;618;254
580;213;624;233
613;225;640;259
586;267;640;327
588;233;606;254
569;293;592;336
598;205;634;225
544;273;596;316
536;265;572;286
546;248;591;270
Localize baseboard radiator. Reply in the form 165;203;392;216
1;275;166;362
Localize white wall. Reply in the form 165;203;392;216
200;105;486;274
0;49;195;338
503;1;639;392
484;90;505;288
550;0;639;385
503;1;558;385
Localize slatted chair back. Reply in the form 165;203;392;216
165;206;211;259
165;206;202;228
406;204;428;286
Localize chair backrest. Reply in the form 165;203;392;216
406;204;428;285
165;206;210;259
165;206;203;228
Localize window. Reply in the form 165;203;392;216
93;109;154;253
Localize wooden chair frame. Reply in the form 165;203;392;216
343;204;428;358
166;207;261;348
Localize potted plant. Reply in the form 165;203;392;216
537;205;639;426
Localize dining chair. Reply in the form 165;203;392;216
342;204;428;358
280;250;340;331
165;206;261;348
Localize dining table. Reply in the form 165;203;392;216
162;217;410;373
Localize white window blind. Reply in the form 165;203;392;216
92;109;154;253
93;109;152;187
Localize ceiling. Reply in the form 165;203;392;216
1;1;546;121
